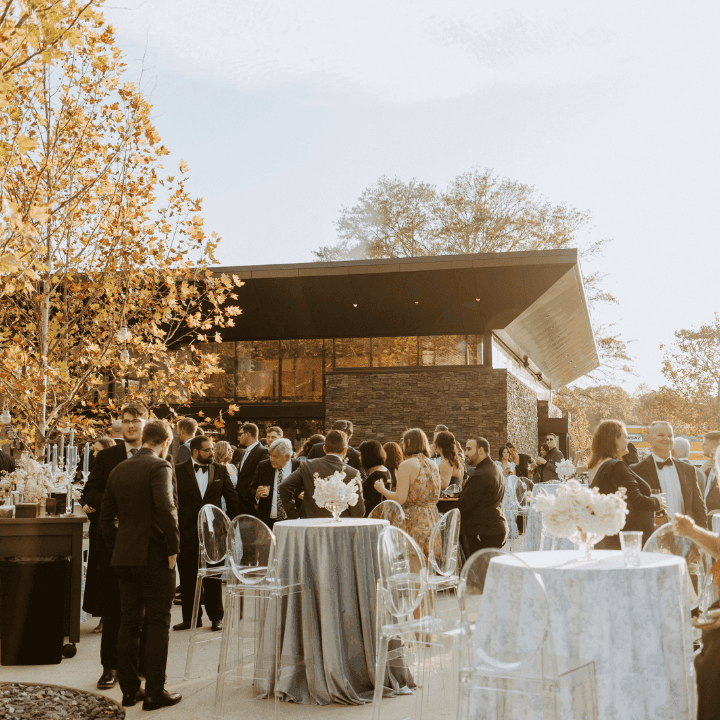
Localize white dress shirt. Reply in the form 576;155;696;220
652;453;684;516
194;461;210;498
124;442;139;458
239;441;259;472
271;458;293;519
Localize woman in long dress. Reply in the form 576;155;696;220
375;428;441;557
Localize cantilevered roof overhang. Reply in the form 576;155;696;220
212;249;599;388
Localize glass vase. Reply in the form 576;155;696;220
569;530;604;561
326;501;348;522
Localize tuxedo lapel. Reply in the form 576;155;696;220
674;459;694;513
203;463;216;499
640;455;661;491
183;461;202;500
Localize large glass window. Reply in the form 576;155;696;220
334;338;371;368
281;340;323;402
372;336;418;367
236;341;279;401
419;336;468;366
201;342;236;400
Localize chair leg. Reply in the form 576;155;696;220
213;590;237;719
372;635;390;720
184;573;205;680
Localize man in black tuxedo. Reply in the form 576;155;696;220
175;417;198;465
173;435;239;631
632;421;707;528
532;433;564;481
81;402;148;690
306;419;364;476
701;432;720;520
459;437;508;556
249;439;299;529
99;419;182;711
279;430;364;519
235;423;269;515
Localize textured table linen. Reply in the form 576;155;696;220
262;518;412;705
474;550;694;720
524;484;575;551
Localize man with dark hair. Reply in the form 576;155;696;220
459;437;508;556
175;418;198;465
174;436;239;631
279;430;364;519
99;419;181;711
81;402;148;691
533;433;564;482
307;419;363;474
234;423;269;515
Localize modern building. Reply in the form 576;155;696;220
183;248;599;456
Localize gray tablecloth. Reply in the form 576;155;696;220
263;518;412;705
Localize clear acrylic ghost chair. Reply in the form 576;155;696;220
214;515;307;719
457;549;598;720
369;499;406;527
184;504;231;680
643;523;712;611
373;526;457;720
503;475;521;541
426;509;461;619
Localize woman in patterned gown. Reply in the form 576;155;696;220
375;428;441;557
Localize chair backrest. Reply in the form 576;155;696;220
458;548;550;671
643;523;710;608
197;504;231;566
515;477;533;509
377;526;428;618
368;499;405;527
227;514;277;585
428;508;461;578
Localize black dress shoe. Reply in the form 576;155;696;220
211;620;223;632
97;668;118;689
172;620;201;630
122;688;146;707
142;690;182;711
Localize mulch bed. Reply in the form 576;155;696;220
0;682;124;719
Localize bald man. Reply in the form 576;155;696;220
632;421;707;528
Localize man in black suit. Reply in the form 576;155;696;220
632;421;707;528
175;417;197;465
306;419;364;477
459;437;508;556
532;433;564;481
173;435;239;631
235;423;269;515
81;402;148;690
279;430;364;519
249;439;299;529
99;419;182;711
701;432;720;520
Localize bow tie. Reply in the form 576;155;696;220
194;464;208;474
656;458;673;470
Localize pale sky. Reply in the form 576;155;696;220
103;0;720;391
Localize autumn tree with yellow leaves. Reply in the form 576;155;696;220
0;4;242;454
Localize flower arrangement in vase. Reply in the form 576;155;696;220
532;480;628;560
555;459;577;481
313;470;360;521
1;454;72;508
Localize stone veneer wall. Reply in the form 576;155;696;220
325;366;539;455
505;372;540;457
537;399;563;420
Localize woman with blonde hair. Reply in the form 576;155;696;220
589;420;665;548
374;428;441;556
215;440;238;515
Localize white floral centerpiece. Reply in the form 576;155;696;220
0;454;73;507
555;459;577;481
313;470;360;522
532;480;628;560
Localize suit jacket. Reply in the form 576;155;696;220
459;457;508;537
249;458;300;525
175;459;240;539
176;442;191;465
622;442;640;466
81;442;134;512
234;443;269;515
279;454;364;520
631;454;708;528
540;447;565;482
307;441;365;477
98;448;180;567
701;461;720;517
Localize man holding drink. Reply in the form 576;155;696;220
250;439;299;529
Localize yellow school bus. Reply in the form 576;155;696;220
626;426;705;466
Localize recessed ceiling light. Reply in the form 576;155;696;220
352;303;357;308
414;301;419;305
475;298;480;302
